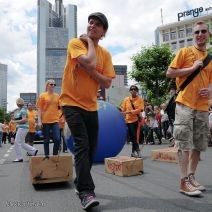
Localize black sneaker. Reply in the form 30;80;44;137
80;193;99;210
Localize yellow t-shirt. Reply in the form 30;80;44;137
121;96;144;123
169;46;212;111
60;38;115;111
36;92;60;124
28;110;37;133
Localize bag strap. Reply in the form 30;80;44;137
176;51;212;95
129;97;140;120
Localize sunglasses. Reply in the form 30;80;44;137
130;88;137;91
49;83;56;86
194;29;207;35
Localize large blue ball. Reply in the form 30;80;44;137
66;101;127;163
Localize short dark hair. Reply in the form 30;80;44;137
129;85;139;92
88;12;108;31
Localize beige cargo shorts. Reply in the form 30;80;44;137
174;103;209;151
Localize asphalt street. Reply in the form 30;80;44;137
0;140;212;212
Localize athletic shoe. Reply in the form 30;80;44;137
188;173;206;191
80;193;99;210
13;159;23;162
180;177;202;196
131;151;142;158
75;188;79;195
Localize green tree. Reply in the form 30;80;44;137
0;107;10;123
130;44;174;105
207;47;212;55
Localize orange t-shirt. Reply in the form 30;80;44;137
28;110;37;132
121;96;144;123
169;46;212;111
36;92;60;124
60;38;115;111
9;121;16;133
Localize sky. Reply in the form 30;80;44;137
0;0;211;111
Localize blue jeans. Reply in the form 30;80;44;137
42;122;60;156
62;106;98;196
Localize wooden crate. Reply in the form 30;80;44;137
29;155;73;184
105;156;143;177
151;148;178;163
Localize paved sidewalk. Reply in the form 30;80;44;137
90;143;212;212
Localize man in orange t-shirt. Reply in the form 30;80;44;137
166;21;212;197
25;103;37;146
121;85;144;158
60;12;115;210
8;113;16;144
2;121;9;144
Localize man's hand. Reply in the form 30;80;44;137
199;88;210;98
79;34;92;44
192;60;203;72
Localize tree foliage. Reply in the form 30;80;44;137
130;44;175;105
207;47;212;55
0;107;10;123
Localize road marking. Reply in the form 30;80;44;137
0;159;6;165
4;154;9;157
7;150;11;153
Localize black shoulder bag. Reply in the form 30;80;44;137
165;53;212;120
129;98;142;122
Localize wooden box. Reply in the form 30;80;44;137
29;155;73;184
105;156;143;177
151;148;178;163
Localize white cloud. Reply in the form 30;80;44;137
0;0;211;111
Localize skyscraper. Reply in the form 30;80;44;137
37;0;77;95
0;63;7;110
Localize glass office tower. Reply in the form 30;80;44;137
37;0;77;95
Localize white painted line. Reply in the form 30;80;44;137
7;150;11;153
0;159;6;165
4;154;9;157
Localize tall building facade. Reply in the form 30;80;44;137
155;8;212;52
112;65;128;87
0;63;7;110
20;93;37;107
37;0;77;95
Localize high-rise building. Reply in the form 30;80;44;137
0;63;7;110
37;0;77;95
155;7;212;52
112;65;128;87
20;93;37;107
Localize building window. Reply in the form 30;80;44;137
162;33;169;42
179;40;185;48
170;31;177;40
187;38;193;46
186;25;192;37
178;29;185;39
171;42;177;51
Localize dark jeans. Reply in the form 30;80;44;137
42;122;60;156
127;121;139;152
162;121;169;139
62;106;98;196
147;127;162;144
60;128;67;152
